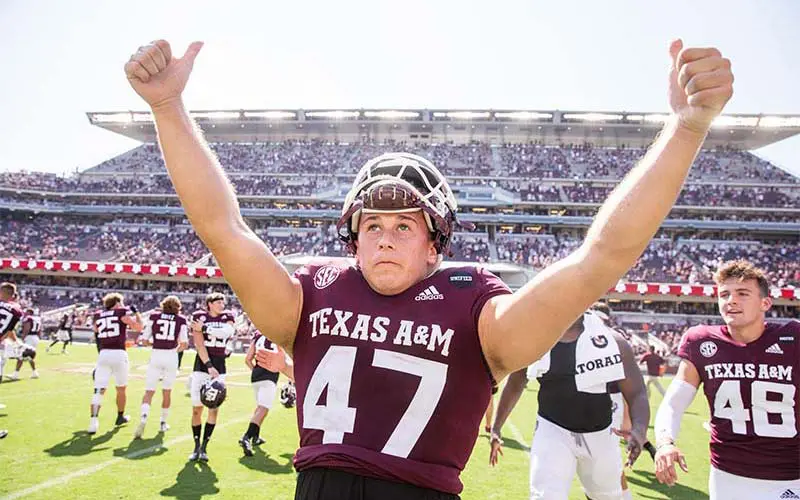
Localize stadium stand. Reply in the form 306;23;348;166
1;109;798;353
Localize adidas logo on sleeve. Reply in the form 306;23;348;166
415;286;444;301
765;343;784;355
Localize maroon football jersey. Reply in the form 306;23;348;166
191;310;236;357
148;312;188;350
0;299;23;337
678;321;800;480
641;352;664;376
22;315;42;336
291;263;511;494
93;307;133;350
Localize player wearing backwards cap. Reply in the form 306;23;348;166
126;38;734;498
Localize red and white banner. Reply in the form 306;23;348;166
0;258;223;278
0;257;797;300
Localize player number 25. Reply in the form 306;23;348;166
714;380;796;438
303;346;448;459
96;317;121;339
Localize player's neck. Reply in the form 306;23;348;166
727;320;766;344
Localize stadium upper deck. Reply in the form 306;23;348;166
86;107;800;150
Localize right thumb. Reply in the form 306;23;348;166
182;41;204;63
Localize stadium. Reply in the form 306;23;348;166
1;107;799;499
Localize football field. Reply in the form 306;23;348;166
0;344;712;499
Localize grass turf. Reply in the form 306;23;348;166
0;344;711;499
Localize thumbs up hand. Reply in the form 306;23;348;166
124;40;204;110
668;39;734;134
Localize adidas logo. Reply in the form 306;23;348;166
765;343;784;355
780;489;799;499
415;286;444;301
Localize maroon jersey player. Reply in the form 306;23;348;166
88;293;143;435
127;36;734;498
10;308;42;380
134;295;189;439
187;292;237;462
654;260;799;499
0;282;23;384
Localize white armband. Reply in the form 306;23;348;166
654;379;697;445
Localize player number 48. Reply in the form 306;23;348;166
714;380;796;438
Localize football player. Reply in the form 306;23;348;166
239;326;294;456
88;293;143;435
9;308;41;380
654;260;799;499
639;345;667;397
127;38;734;497
188;292;236;461
134;295;189;439
0;282;23;384
47;309;76;354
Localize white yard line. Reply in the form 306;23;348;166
506;418;530;450
2;417;247;500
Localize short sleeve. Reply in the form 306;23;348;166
471;267;512;326
677;327;699;362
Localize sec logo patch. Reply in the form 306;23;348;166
313;266;341;290
699;341;717;358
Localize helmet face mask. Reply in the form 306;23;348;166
280;381;297;408
337;153;460;255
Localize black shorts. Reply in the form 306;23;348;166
295;467;459;500
192;354;227;375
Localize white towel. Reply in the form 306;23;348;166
527;350;550;380
574;312;624;393
525;311;625;394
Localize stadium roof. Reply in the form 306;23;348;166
87;108;800;149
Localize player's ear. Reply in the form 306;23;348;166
426;240;438;266
760;296;773;312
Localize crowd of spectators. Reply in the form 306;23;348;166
1;213;797;287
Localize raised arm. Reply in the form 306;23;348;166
124;40;302;352
479;40;733;381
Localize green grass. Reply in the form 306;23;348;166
0;344;711;499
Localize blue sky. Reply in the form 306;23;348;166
1;0;798;177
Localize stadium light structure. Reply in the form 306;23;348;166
562;113;624;122
305;111;360;119
190;111;241;120
625;114;671;124
433;111;491;120
711;116;760;128
243;111;297;119
92;113;133;123
362;110;420;119
493;111;553;121
758;116;800;128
